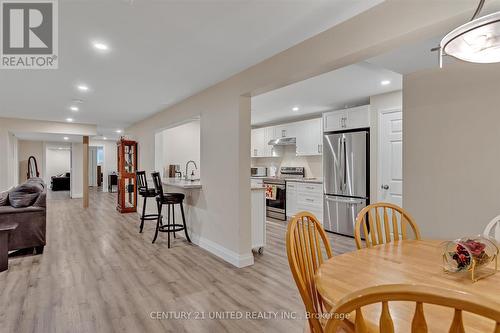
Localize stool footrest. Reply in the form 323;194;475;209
141;214;160;221
158;224;186;233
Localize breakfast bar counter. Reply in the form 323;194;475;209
162;178;202;189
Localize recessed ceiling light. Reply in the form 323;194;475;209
116;129;122;133
103;137;107;140
58;147;63;150
77;84;89;92
70;106;79;112
292;106;300;111
63;137;69;140
66;118;73;122
93;41;109;51
381;80;391;86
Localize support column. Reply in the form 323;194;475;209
83;136;89;208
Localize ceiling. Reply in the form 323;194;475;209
14;132;84;143
0;0;383;138
251;62;401;126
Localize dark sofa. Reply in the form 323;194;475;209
0;178;46;254
51;172;70;191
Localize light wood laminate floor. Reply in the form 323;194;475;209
0;189;356;333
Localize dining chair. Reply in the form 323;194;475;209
354;202;421;249
324;284;500;333
484;215;500;243
286;211;333;333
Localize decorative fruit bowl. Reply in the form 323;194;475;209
442;236;498;282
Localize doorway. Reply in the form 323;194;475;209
89;146;104;191
378;109;403;207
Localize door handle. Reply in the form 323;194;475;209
381;185;389;190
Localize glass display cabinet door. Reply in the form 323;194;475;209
125;177;135;208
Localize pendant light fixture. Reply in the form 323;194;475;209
440;0;500;67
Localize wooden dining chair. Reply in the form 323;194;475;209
484;215;500;243
324;284;500;333
354;203;421;249
286;212;333;333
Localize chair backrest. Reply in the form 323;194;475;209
136;171;148;190
286;211;333;333
354;202;421;249
150;172;164;200
484;215;500;243
324;284;500;333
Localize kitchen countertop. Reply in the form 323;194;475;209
162;178;202;189
285;178;323;184
251;185;265;191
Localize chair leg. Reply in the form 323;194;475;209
180;202;191;243
152;202;162;244
172;204;177;239
167;204;171;248
139;196;147;233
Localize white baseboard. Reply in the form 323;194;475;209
192;235;254;268
71;193;83;198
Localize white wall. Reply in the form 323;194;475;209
369;90;403;203
160;120;201;179
71;143;83;198
404;63;500;239
18;140;44;184
45;148;71;184
7;133;18;189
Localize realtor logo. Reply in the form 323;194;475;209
1;0;58;69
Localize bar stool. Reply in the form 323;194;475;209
136;171;159;233
151;172;192;248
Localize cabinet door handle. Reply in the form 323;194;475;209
282;129;286;137
306;198;314;202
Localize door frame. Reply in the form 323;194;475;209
377;108;402;203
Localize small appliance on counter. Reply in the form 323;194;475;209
268;165;277;177
251;167;267;177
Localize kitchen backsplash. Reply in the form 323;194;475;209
251;145;322;178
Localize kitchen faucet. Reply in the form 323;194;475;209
185;160;198;180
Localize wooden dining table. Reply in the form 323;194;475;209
315;240;500;332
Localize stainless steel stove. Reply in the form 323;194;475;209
264;167;304;220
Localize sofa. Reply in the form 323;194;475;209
51;172;70;191
0;178;46;254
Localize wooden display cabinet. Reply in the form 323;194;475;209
116;138;138;213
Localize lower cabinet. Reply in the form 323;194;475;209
286;181;323;224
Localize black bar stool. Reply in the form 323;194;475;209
136;171;159;233
151;172;192;248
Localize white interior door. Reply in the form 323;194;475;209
379;110;403;206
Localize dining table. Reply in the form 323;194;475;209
315;240;500;332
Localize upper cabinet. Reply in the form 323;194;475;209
251;127;274;157
296;118;322;156
273;122;297;139
323;105;370;132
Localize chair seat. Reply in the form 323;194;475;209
157;192;185;204
139;188;157;197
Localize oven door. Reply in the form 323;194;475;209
265;183;286;220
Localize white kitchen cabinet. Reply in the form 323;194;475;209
286;181;323;224
251;127;273;157
286;181;298;218
323;105;370;132
273;122;297;139
296;118;323;156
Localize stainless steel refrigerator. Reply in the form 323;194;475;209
323;130;369;236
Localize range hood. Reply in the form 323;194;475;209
268;137;296;146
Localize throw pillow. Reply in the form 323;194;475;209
8;182;42;208
0;191;8;206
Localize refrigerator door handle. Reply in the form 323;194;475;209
342;136;347;193
339;136;344;194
